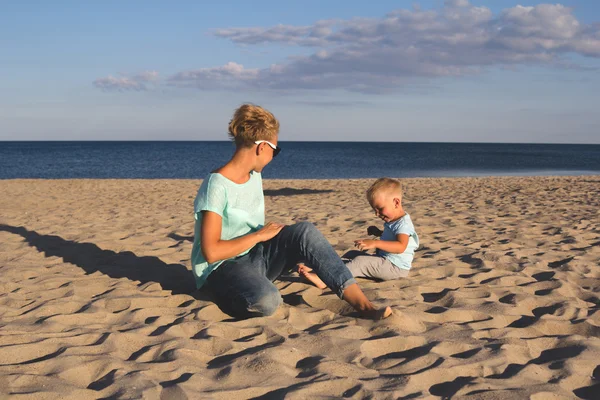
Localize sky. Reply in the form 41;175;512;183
1;0;600;143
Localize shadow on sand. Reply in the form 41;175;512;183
167;232;194;243
263;188;334;197
0;224;196;295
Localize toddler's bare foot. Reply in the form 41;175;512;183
297;264;327;289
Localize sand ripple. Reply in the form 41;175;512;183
1;177;599;399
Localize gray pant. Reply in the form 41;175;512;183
343;250;410;281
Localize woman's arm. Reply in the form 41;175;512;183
200;211;283;263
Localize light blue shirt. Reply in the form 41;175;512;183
191;172;264;288
377;213;419;270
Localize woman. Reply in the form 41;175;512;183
191;104;392;320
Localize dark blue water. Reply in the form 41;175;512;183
1;141;599;179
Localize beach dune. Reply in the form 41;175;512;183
1;177;599;399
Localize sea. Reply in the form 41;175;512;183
1;141;599;179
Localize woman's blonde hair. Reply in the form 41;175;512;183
228;104;280;147
366;178;402;205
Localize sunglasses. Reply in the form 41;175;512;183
254;140;281;157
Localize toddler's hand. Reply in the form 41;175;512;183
257;222;285;242
367;226;382;237
354;239;376;251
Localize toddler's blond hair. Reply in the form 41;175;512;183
366;178;403;205
228;104;279;147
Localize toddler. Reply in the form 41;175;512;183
300;177;419;286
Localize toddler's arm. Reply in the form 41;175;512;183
355;234;409;254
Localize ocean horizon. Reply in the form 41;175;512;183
1;141;600;179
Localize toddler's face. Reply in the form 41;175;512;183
370;192;401;223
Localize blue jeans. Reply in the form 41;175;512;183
205;222;357;319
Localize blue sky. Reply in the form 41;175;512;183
1;0;599;143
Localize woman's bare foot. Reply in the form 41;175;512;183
297;264;327;289
364;306;393;320
297;267;392;320
342;283;393;320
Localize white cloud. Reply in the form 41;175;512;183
93;71;159;91
213;21;338;46
168;62;260;89
96;2;600;93
134;71;159;82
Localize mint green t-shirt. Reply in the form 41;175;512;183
191;172;265;288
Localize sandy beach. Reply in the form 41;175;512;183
1;176;599;399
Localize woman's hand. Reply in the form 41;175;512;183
256;222;285;242
367;226;383;237
354;239;377;251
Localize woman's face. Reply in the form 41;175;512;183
255;136;279;171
